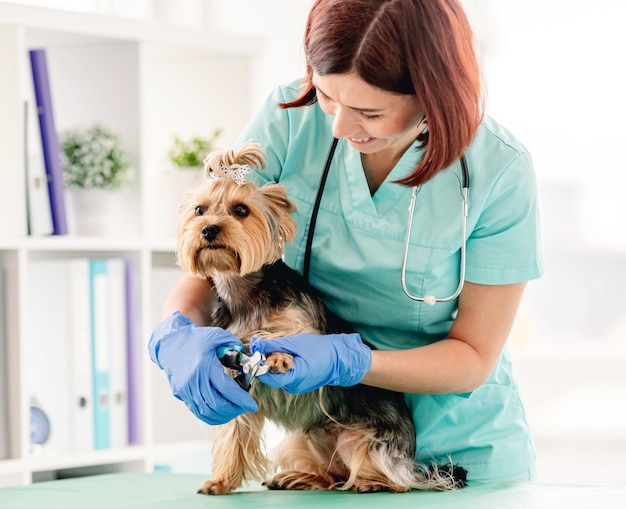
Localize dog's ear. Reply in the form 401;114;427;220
259;184;296;213
259;184;297;242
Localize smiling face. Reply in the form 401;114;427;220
312;72;425;157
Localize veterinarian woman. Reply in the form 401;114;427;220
149;0;543;483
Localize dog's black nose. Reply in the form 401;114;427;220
202;224;221;241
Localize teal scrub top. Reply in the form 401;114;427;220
236;79;544;483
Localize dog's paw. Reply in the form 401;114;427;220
447;465;468;489
264;470;334;490
197;480;235;495
428;464;468;489
265;352;295;374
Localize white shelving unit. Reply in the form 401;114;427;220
0;2;262;487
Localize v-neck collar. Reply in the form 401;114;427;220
340;138;425;215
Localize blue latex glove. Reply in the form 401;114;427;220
148;311;258;425
250;333;372;394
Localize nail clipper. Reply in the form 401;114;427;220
217;346;269;391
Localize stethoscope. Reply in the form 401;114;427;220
303;137;470;306
401;154;469;305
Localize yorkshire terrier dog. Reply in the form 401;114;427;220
176;142;467;495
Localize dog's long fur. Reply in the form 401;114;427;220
176;142;467;495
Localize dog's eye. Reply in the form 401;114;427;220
232;204;249;218
195;205;207;216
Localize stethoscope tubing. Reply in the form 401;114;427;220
304;137;470;306
400;181;469;305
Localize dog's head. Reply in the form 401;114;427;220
176;143;297;278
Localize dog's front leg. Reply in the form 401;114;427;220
198;411;269;495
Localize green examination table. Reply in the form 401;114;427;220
1;472;625;509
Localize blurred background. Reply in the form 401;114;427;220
6;0;626;484
464;0;626;484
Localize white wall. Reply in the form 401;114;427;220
205;0;313;109
464;0;626;484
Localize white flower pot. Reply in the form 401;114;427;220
66;188;123;236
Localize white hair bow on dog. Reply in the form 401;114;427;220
207;163;249;186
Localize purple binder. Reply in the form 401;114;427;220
124;259;141;444
29;49;68;235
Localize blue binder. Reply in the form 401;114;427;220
90;259;111;450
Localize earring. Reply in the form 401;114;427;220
416;116;428;142
416;116;427;133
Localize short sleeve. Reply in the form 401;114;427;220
233;83;300;186
465;151;544;284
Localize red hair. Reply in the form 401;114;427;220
281;0;483;187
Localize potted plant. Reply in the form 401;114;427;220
60;123;133;190
158;129;222;237
59;123;134;235
167;128;222;171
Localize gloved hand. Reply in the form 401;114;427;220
148;311;258;425
250;333;372;394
